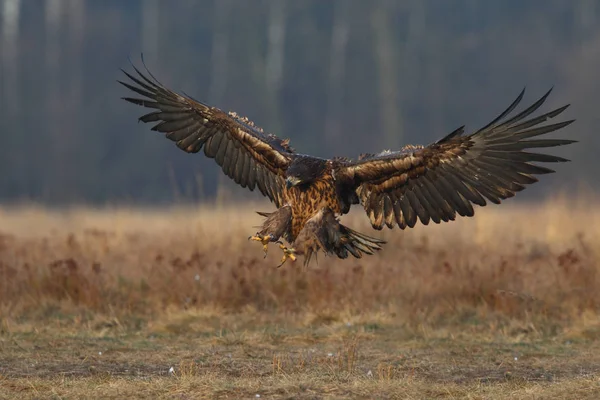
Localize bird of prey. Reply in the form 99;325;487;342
119;61;575;267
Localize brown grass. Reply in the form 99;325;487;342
1;197;600;398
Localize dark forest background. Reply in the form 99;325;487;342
0;0;598;205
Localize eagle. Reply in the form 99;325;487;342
119;61;575;267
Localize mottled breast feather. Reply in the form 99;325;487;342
283;174;343;240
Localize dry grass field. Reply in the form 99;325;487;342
1;197;600;399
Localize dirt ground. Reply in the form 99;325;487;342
1;199;599;398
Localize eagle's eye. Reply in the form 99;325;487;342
286;176;302;189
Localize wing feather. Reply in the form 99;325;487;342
391;196;406;229
247;163;257;191
421;176;455;221
431;171;474;216
383;195;395;229
336;88;575;229
119;61;295;206
239;153;250;188
416;183;441;223
399;194;417;228
255;166;268;197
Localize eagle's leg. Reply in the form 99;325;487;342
249;206;293;259
292;207;386;267
248;233;278;258
276;243;297;268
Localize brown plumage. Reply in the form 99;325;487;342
120;60;576;266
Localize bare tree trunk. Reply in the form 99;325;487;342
2;0;22;116
370;0;401;150
576;0;596;48
207;0;234;198
67;0;84;108
52;0;85;200
1;0;23;195
44;0;63;200
401;0;425;99
142;0;159;68
324;0;350;152
264;0;287;134
426;35;444;136
405;2;443;136
208;0;231;106
44;0;62;114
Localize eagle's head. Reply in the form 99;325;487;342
285;156;328;189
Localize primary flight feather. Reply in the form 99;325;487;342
119;60;576;266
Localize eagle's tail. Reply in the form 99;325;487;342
336;224;386;259
294;209;386;266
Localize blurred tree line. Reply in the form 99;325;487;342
0;0;597;205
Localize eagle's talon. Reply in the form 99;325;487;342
249;233;276;257
276;244;297;268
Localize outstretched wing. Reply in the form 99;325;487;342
336;88;576;230
119;61;295;207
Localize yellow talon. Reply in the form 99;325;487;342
277;244;297;268
248;234;273;258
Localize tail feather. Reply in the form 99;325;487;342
335;224;385;259
293;209;386;266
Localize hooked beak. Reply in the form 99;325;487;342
286;177;301;189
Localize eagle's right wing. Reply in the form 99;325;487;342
335;88;576;229
119;61;295;207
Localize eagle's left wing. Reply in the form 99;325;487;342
335;88;576;230
118;60;295;207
